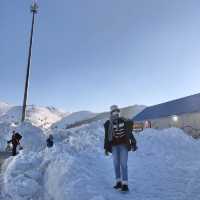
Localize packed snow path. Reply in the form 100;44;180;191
0;152;11;199
1;122;200;200
0;152;10;170
44;151;200;200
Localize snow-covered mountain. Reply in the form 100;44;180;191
0;101;145;130
93;105;146;120
0;102;68;129
51;111;97;129
54;105;146;129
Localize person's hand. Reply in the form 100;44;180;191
132;145;138;152
19;146;23;150
105;150;109;156
135;145;138;151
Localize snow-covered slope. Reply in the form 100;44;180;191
0;104;68;129
52;105;146;130
0;101;145;130
51;111;96;129
91;105;146;121
118;105;146;118
0;122;46;152
0;102;12;117
1;121;200;200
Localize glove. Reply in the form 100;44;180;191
105;150;109;156
19;146;23;150
19;145;23;150
131;144;138;152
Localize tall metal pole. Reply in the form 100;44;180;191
21;2;38;122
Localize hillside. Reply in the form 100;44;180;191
51;111;97;129
56;105;146;129
0;102;68;129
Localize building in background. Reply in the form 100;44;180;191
133;93;200;138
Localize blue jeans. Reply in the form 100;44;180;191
112;144;128;184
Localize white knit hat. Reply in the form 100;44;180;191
110;105;120;113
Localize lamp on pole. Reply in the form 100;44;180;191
21;1;38;122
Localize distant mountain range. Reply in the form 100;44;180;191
51;105;146;130
0;101;146;129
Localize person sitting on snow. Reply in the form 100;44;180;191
104;105;137;192
7;130;23;156
46;134;54;148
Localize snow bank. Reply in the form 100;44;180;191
2;152;43;200
1;123;200;200
50;121;104;153
15;123;46;153
0;122;46;153
136;128;200;162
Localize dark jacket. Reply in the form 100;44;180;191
8;133;22;146
46;138;54;148
104;118;137;153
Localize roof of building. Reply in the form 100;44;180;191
133;93;200;121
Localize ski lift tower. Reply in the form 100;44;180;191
21;1;38;122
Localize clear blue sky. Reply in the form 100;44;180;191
1;0;200;112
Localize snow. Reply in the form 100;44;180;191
0;122;17;152
50;105;145;130
0;104;68;129
51;111;97;129
1;120;200;200
0;102;12;117
15;123;46;153
24;106;68;129
0;101;144;131
0;122;46;153
2;153;43;200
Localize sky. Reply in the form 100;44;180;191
1;0;200;112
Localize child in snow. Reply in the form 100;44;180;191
104;105;137;192
7;130;23;156
46;134;54;148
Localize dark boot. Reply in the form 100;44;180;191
113;182;122;189
121;184;129;192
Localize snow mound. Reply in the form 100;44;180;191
0;122;46;153
2;152;43;200
15;123;46;152
1;122;200;200
50;120;104;153
0;106;22;124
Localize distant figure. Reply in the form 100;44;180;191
46;134;54;148
7;130;23;156
104;105;137;192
